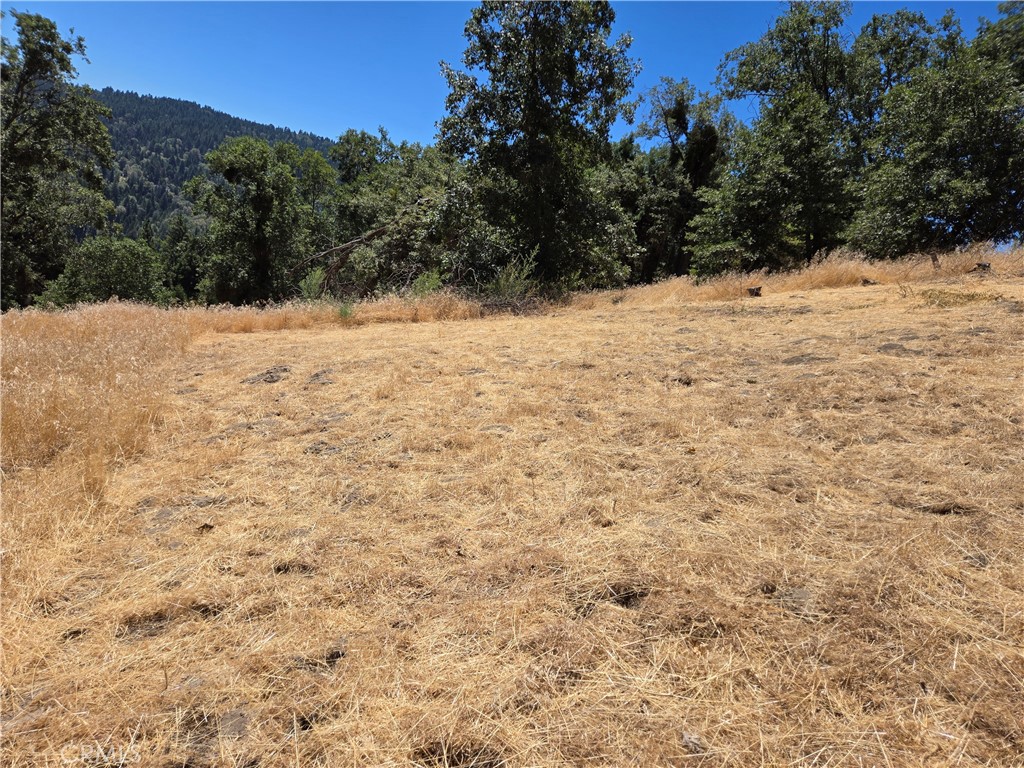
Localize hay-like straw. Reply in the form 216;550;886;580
2;247;1022;766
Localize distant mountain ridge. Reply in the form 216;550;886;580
94;87;336;238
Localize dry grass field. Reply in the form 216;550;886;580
2;250;1023;767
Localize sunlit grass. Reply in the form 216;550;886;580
2;246;1022;765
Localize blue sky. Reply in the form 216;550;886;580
4;2;1004;145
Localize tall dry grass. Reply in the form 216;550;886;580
0;292;482;469
0;291;484;594
178;292;483;336
574;244;1024;308
3;247;1017;471
179;301;340;335
1;302;192;469
3;260;1022;766
2;303;195;671
0;293;481;469
347;292;483;325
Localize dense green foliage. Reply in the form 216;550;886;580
689;1;1022;274
184;137;316;303
1;11;114;309
440;0;640;288
36;235;170;306
612;80;730;281
3;3;1022;309
849;47;1024;257
976;1;1024;84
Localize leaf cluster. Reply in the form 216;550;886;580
1;11;114;309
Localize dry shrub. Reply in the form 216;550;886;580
698;268;771;300
1;303;194;670
773;245;1023;292
771;251;878;291
0;291;477;475
572;244;1023;308
174;294;483;335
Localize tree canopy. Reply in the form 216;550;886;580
440;0;640;286
690;1;1023;274
1;10;113;309
3;2;1022;310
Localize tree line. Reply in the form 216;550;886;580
2;2;1021;311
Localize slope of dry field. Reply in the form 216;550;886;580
3;255;1023;767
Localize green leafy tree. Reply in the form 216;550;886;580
440;0;640;287
330;128;393;185
626;81;729;280
161;211;206;301
609;142;688;282
691;2;854;272
976;2;1024;84
639;77;695;163
335;136;450;238
689;122;796;276
330;141;465;296
1;11;114;309
771;85;853;261
719;0;850;112
323;135;527;298
296;146;338;253
848;48;1024;256
426;177;519;295
845;10;939;168
185;137;309;303
37;235;170;306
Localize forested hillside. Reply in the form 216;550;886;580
95;89;335;238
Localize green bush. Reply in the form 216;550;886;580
411;269;443;297
36;236;171;306
485;253;537;300
298;267;326;300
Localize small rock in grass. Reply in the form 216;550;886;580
242;366;291;384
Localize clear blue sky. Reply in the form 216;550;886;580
3;1;1004;145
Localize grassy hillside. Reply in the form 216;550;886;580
2;250;1022;766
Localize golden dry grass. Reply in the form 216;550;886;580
1;302;192;468
573;245;1021;308
178;292;483;336
2;248;1023;767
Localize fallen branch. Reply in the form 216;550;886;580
290;225;390;278
290;196;433;282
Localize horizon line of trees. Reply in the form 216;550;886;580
2;1;1022;311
